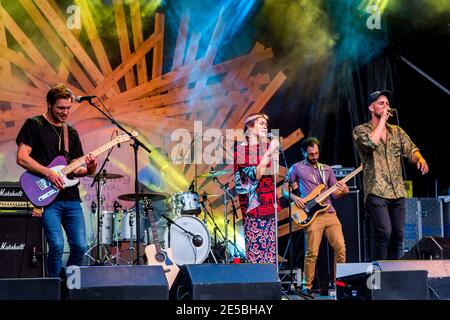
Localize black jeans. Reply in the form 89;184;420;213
366;194;406;260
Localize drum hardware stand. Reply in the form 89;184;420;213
108;201;124;265
125;210;137;264
87;96;152;265
210;174;246;263
85;143;116;265
199;195;219;263
211;175;232;263
200;195;246;263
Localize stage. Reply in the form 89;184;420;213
0;0;449;303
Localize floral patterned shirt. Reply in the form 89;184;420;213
353;121;419;200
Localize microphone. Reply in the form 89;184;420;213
267;132;282;151
73;95;96;103
188;179;195;192
192;235;203;247
386;108;397;116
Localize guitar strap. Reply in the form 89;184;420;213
63;123;70;161
317;162;327;186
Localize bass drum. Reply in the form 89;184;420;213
164;215;210;265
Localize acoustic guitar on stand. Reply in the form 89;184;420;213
143;198;179;289
291;164;363;228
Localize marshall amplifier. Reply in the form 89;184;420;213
0;213;45;278
0;181;33;211
332;166;357;189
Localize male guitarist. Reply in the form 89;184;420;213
282;137;348;296
16;84;97;277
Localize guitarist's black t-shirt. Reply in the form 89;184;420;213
16;115;84;201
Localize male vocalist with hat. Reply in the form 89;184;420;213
353;90;428;261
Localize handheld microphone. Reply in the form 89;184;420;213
386;108;397;117
73;95;96;103
192;235;203;247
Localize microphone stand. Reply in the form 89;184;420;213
87;97;152;265
278;139;310;299
279;142;296;291
161;214;200;253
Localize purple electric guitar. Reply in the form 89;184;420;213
20;131;138;207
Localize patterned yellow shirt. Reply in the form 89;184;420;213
353;122;419;200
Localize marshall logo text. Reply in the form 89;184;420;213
0;188;24;198
0;242;26;250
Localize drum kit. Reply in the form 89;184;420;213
84;167;244;266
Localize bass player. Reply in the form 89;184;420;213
282;137;348;296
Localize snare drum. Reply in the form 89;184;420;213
172;191;201;215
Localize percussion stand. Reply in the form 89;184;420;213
108;201;123;265
212;176;232;263
84;172;112;265
84;140;117;265
211;176;247;262
199;196;219;263
87;97;152;265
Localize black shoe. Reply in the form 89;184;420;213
299;287;314;297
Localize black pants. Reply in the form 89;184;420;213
366;194;406;260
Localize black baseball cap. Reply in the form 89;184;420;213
368;90;392;106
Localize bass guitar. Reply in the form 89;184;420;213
291;164;363;228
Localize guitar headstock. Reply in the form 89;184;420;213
114;131;140;144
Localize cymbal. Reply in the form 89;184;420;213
88;173;124;180
118;192;169;202
195;169;231;178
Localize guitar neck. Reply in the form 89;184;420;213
147;209;162;253
316;165;363;203
61;139;121;175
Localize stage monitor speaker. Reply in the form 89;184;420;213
336;263;428;300
0;278;60;300
170;264;281;300
66;265;169;300
0;213;44;278
401;236;450;260
374;260;450;300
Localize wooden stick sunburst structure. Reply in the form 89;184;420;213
0;1;303;229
